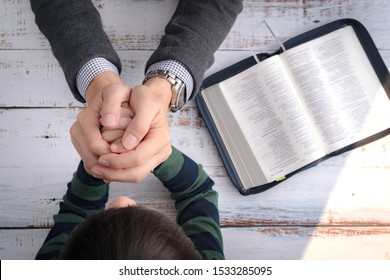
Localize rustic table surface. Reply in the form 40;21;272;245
1;0;389;260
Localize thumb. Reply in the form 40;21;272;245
122;103;157;150
99;84;131;128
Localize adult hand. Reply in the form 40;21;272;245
70;72;131;175
91;77;173;183
71;71;173;182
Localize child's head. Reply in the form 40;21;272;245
59;196;202;259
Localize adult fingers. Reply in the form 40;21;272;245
91;144;172;183
70;121;100;175
75;108;111;156
99;129;171;170
122;87;160;150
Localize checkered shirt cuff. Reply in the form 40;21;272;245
76;58;119;101
146;60;194;99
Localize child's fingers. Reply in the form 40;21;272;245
102;129;124;143
101;101;134;152
101;115;132;132
110;139;128;153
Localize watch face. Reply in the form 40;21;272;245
171;83;186;112
177;91;186;109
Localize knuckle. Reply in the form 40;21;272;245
131;172;147;184
131;153;146;167
70;119;82;139
76;110;85;123
69;123;76;137
89;140;102;154
102;174;114;182
107;161;120;170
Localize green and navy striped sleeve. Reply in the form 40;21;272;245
153;146;224;260
35;161;109;260
36;147;222;260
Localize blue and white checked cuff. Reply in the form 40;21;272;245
76;57;193;103
76;57;119;101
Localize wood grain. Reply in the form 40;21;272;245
2;226;390;260
0;108;389;228
0;0;389;260
2;0;390;50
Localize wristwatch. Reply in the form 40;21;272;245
143;69;187;112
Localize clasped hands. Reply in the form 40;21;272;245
70;73;173;183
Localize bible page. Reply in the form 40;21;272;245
218;55;325;183
281;25;390;153
202;84;268;189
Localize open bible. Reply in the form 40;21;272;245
196;19;390;195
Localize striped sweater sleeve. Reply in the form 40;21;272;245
153;146;224;260
35;161;109;260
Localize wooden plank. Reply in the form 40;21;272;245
1;107;388;169
0;107;220;227
0;49;389;107
0;0;176;51
0;107;221;167
1;108;389;227
1;226;390;260
1;0;390;261
223;226;390;260
0;50;249;107
0;229;48;260
2;1;390;107
2;0;390;51
2;163;390;228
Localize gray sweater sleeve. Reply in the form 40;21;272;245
30;0;122;103
30;0;243;102
146;0;243;99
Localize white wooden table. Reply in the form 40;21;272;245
1;0;389;260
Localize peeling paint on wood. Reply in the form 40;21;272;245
1;226;390;260
1;0;390;260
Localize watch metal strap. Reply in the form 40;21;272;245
143;69;186;112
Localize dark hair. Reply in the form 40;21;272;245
60;206;202;260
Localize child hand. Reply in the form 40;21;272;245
101;102;134;154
